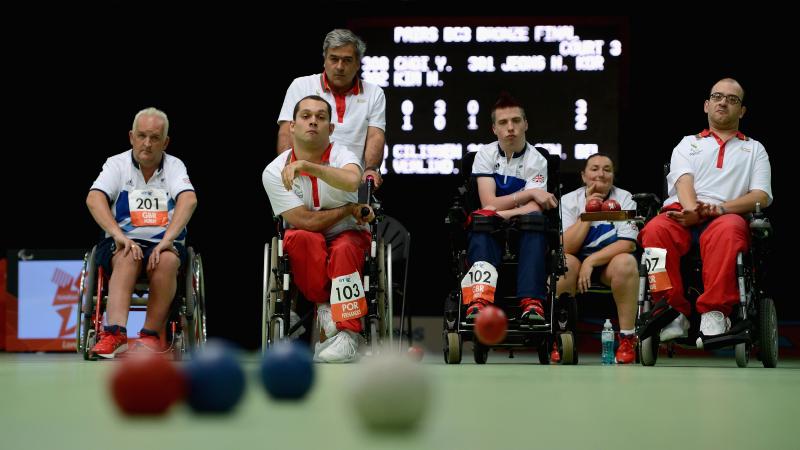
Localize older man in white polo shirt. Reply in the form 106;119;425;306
639;78;772;344
276;29;386;188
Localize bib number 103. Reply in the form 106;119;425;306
330;271;367;321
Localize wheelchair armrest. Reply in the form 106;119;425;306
470;213;504;232
633;192;662;221
749;216;772;240
515;213;549;232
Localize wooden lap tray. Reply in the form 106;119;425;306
580;210;636;222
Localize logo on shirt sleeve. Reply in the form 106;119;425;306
532;174;544;184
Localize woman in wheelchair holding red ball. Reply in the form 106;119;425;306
557;153;639;364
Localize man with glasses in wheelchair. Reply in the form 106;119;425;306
638;78;772;347
263;95;374;363
86;107;198;358
464;94;558;324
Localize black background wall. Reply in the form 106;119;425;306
3;5;789;349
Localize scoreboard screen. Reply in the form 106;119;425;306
349;18;627;175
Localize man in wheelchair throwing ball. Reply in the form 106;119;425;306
263;95;374;363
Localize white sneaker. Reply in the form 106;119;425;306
316;303;339;340
696;311;731;347
315;330;359;363
289;310;306;339
659;313;689;342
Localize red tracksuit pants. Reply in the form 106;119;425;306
283;229;371;333
638;206;750;317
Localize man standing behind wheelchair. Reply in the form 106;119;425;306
639;78;772;346
263;95;374;363
86;107;198;358
464;94;558;324
557;153;639;364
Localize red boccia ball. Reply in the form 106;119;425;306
602;199;621;211
110;353;186;415
474;306;508;345
407;346;425;362
586;198;603;212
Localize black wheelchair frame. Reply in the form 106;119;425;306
634;165;777;368
443;147;575;365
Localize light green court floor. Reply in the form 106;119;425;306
2;352;799;450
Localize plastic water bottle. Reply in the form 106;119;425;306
601;319;615;365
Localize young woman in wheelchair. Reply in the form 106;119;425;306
557;153;639;364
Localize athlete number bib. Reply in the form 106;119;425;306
330;271;367;322
461;261;498;304
128;189;169;227
642;247;672;293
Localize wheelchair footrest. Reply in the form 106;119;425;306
698;321;752;350
700;330;751;350
636;300;680;341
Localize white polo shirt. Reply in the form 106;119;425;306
471;141;548;196
560;186;638;258
665;130;772;207
263;143;366;240
90;150;194;244
277;73;386;161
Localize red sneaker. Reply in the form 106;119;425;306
130;332;165;353
465;300;488;321
616;333;636;364
520;298;545;323
90;329;128;359
550;340;561;363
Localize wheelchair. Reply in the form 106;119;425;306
76;244;207;361
635;187;777;368
262;177;402;356
442;147;575;365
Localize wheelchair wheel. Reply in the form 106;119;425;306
758;297;778;368
184;247;206;354
640;335;659;366
261;241;272;352
443;332;462;364
473;342;489;364
84;329;97;361
77;247;97;358
558;332;577;365
369;317;380;356
735;342;750;368
537;339;550;365
263;237;281;350
377;240;393;347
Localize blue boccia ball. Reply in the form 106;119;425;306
260;341;314;400
185;340;246;413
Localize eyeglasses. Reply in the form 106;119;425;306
709;92;742;105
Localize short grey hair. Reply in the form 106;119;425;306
132;107;169;137
322;29;366;60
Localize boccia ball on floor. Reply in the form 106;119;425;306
350;353;431;432
184;339;246;413
260;341;314;400
407;345;424;362
110;353;185;415
474;305;507;345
